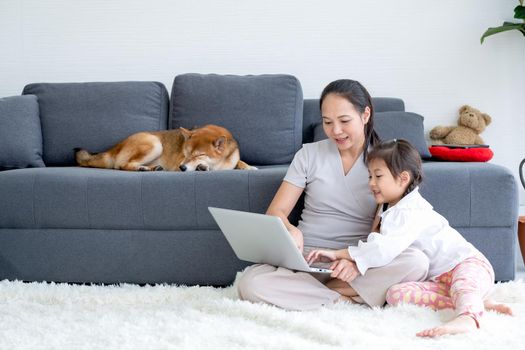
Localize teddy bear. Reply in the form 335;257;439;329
429;105;492;145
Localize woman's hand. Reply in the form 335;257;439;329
306;249;337;265
287;225;304;253
330;259;360;283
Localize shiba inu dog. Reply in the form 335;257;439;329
75;124;255;171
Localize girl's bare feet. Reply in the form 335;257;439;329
484;299;513;316
416;315;477;337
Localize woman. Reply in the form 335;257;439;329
237;79;429;310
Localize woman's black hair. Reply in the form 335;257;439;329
319;79;380;162
367;139;423;197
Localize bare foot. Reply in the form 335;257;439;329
484;299;513;316
416;315;477;337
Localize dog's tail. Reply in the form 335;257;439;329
74;148;90;165
74;148;109;168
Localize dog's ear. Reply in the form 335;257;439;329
214;136;226;151
179;127;192;140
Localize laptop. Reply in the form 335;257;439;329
208;207;332;274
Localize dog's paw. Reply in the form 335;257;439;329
152;165;164;171
237;165;257;170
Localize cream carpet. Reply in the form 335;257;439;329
1;275;523;350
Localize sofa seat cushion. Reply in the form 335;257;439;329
0;167;287;230
420;161;517;228
170;74;303;166
0;161;515;231
22;82;169;166
0;95;45;169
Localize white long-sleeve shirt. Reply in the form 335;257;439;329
348;188;478;279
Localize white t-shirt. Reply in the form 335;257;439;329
348;187;478;279
284;139;376;250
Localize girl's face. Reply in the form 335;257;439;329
367;158;409;206
321;94;370;153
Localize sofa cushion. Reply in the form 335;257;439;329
419;161;517;228
170;74;303;166
0;95;45;169
0;163;514;231
22;82;169;166
0;167;287;230
374;111;432;158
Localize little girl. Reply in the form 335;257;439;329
307;139;512;337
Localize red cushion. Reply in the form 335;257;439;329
429;146;493;162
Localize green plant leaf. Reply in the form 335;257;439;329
514;5;525;19
480;22;525;43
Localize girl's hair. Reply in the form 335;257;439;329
319;79;380;162
367;139;423;196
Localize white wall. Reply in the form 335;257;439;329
2;0;524;201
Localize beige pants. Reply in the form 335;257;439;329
237;247;429;310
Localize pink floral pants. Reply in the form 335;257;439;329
386;255;495;327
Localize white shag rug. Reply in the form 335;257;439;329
1;274;524;350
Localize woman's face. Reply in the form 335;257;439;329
321;94;370;153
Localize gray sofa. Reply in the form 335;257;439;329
0;74;518;286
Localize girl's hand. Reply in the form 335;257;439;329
306;250;337;265
287;225;304;253
330;259;360;283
